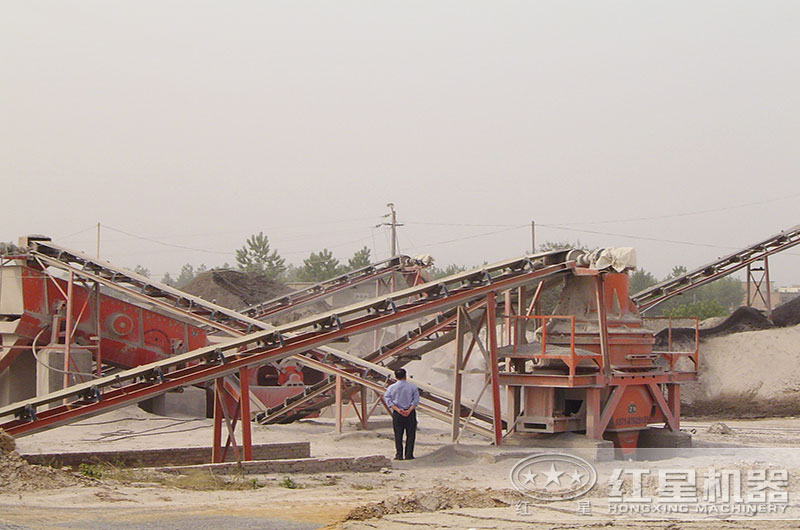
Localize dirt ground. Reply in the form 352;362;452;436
5;407;800;529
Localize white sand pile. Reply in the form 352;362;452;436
683;323;800;416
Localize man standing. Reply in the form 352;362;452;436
383;368;419;460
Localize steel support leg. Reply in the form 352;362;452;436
212;378;224;463
335;375;343;434
764;256;772;319
486;292;502;446
239;367;252;461
63;271;74;393
451;306;466;442
585;387;602;439
359;385;368;429
667;383;681;431
595;275;610;377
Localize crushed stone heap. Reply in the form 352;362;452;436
180;269;294;310
0;429;81;492
180;269;330;323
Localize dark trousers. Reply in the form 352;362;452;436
392;409;417;458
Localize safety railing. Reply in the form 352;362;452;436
643;316;699;373
509;315;602;378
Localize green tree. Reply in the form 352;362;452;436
653;265;744;317
429;263;468;280
346;246;372;271
176;264;196;288
629;269;659;295
160;272;176;286
296;249;341;282
537;240;589;253
133;265;150;278
670;265;688;278
663;300;728;320
695;276;744;309
236;232;286;280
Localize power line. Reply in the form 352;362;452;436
548;191;800;227
535;224;736;250
101;225;235;256
403;225;528;251
404;191;800;230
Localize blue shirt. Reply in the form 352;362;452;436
383;379;419;410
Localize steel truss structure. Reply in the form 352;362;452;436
238;255;427;323
632;223;800;314
1;238;585;458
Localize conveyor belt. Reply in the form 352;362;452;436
631;223;800;312
21;239;509;430
3;238;580;437
259;300;484;424
240;256;425;322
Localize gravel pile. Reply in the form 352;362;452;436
0;428;82;492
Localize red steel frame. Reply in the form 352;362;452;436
4;238;701;457
1;247;580;459
498;274;697;451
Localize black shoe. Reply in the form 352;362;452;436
405;455;414;460
394;455;404;460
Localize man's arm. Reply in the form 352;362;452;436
383;385;399;412
409;384;420;412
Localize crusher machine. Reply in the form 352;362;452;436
498;250;698;455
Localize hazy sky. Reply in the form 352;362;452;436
2;2;799;285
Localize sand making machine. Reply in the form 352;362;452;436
496;249;698;455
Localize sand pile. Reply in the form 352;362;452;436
345;487;521;520
682;323;800;417
0;428;81;491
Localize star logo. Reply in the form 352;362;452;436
510;453;598;501
568;468;584;486
542;463;563;487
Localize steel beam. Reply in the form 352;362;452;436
632;223;800;312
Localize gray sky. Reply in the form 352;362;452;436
2;1;799;285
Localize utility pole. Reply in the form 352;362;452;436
376;203;403;257
530;220;535;254
389;203;398;257
96;222;101;259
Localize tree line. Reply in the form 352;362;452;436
134;231;374;288
134;235;745;319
